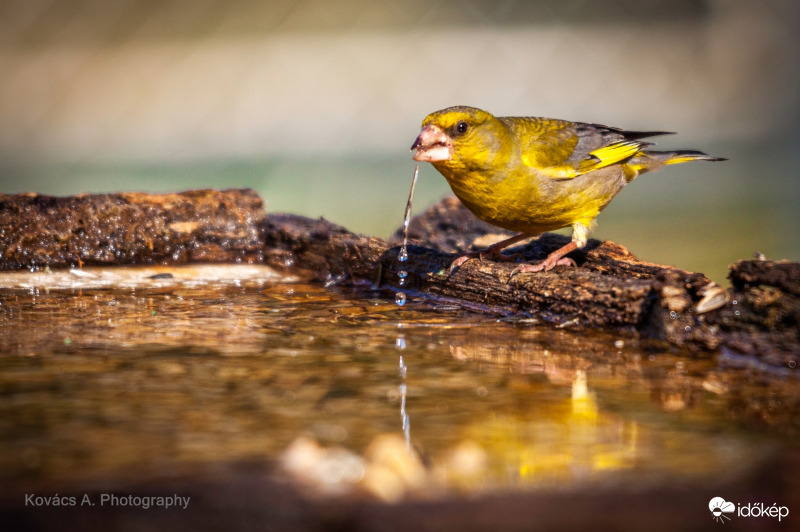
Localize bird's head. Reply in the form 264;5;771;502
410;106;506;170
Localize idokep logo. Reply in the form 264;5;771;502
709;496;790;524
709;497;735;523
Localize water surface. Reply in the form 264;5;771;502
0;267;793;502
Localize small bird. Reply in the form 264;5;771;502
410;106;725;274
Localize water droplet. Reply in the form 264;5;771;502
684;325;692;332
669;311;678;320
789;360;796;369
399;355;407;377
396;336;407;350
324;273;347;288
395;292;406;306
476;386;488;397
397;165;419;264
398;270;408;286
734;310;740;316
284;254;296;268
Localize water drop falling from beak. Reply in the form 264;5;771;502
399;164;419;263
395;165;419;306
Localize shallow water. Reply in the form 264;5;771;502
0;267;794;502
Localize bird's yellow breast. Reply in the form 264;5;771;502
435;156;631;235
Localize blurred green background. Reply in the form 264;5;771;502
1;0;798;283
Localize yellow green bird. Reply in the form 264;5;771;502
410;106;725;273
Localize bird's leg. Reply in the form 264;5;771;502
510;223;589;276
510;242;577;274
449;233;533;272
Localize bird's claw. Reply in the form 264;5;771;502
449;249;525;274
448;254;474;273
509;256;576;279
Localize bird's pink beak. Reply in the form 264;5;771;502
410;125;452;162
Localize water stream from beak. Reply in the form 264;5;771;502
395;164;419;306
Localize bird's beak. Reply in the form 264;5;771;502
410;125;452;162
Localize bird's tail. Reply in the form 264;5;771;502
627;149;726;176
660;150;727;165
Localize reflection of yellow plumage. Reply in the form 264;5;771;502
570;370;598;423
459;370;638;484
411;106;725;272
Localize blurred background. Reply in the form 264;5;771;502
0;0;798;283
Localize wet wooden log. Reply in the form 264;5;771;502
708;259;799;369
1;190;796;367
264;197;798;367
264;201;718;350
0;189;265;270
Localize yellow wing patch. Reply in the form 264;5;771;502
523;139;648;180
521;153;580;179
577;140;647;173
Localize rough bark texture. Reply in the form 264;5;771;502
712;259;800;369
0;189;265;270
1;190;797;369
393;197;712;342
265;198;798;369
263;213;388;285
265;199;715;349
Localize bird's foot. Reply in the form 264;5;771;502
449;242;526;273
449;252;479;272
510;257;576;276
509;242;579;278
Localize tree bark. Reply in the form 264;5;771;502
1;190;796;368
0;189;265;270
264;197;798;368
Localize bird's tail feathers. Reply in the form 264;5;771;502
622;130;675;141
660;150;727;165
625;149;725;178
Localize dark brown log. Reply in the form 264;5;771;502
707;259;800;369
267;199;715;348
729;258;800;296
0;189;265;270
264;198;798;368
0;190;796;368
263;213;389;285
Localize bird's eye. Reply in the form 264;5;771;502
455;121;469;135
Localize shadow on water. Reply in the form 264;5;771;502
0;269;797;529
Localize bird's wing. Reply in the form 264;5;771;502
507;117;672;179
